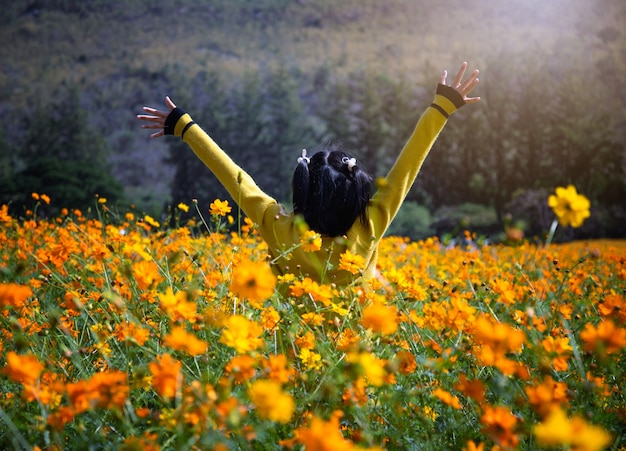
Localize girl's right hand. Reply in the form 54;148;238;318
440;62;480;104
137;96;177;138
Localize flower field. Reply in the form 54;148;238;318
1;198;624;450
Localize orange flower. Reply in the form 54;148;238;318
300;229;322;253
289;277;334;306
224;355;257;383
490;278;518;305
209;199;232;216
480;405;519;449
132;260;163;291
394;350;417;375
164;326;208;356
598;293;625;322
0;283;33;309
336;328;360;351
248;379;294;423
219;315;264;354
47;406;74;432
462;440;485;451
3;352;44;387
338;250;366;275
342;377;368;406
159;288;198;323
264;354;295;384
433;387;462;409
361;302;398;335
88;370;129;409
114;321;150;346
260;306;281;330
472;314;526;375
294;411;354;450
580;320;626;355
230;260;276;306
541;335;572;371
0;204;12;223
149;354;182;399
454;374;486;404
525;376;569;416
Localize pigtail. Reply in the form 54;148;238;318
292;159;310;215
353;168;373;224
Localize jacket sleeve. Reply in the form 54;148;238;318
164;108;278;227
369;84;466;238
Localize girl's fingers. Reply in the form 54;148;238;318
165;96;176;110
453;62;468;88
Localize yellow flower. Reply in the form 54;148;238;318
298;348;323;371
346;351;386;386
533;407;612;451
300;230;322;253
338;249;366;275
209;199;232;216
230;260;276;306
248;379;294;423
177;202;190;213
548;185;590;228
219;315;264;354
143;215;160;228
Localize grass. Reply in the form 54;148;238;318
0;196;624;450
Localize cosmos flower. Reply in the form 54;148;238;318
548;185;590;228
219;315;264;354
164;326;208;356
230;260;276;306
533;407;611;451
361;302;398;335
209;199;232;216
149;354;182;400
248;379;294;423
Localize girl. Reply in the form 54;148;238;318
138;62;480;286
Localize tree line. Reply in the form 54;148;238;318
1;55;624;240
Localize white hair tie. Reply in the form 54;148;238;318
342;156;357;172
297;149;310;164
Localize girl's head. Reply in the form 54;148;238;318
292;147;373;236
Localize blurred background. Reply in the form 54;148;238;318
1;0;624;240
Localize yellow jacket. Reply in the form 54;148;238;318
164;84;466;285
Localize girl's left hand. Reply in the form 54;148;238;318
440;62;480;104
137;96;177;138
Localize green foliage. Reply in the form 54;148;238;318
432;203;499;238
386;201;434;240
1;86;124;216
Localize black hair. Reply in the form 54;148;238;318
292;147;373;236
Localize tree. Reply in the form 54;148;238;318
3;85;124;216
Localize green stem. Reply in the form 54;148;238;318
545;219;558;247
